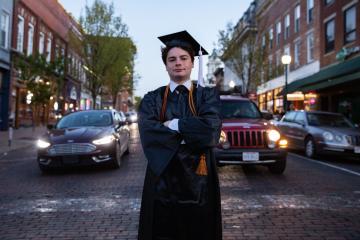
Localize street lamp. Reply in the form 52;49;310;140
281;55;291;112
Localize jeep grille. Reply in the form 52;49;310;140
226;130;267;148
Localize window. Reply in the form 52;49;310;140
269;28;273;49
268;55;272;77
344;5;356;45
307;0;314;23
262;35;266;48
276;21;281;46
307;32;314;62
325;19;335;53
284;14;290;40
324;0;334;6
294;40;301;66
38;32;44;54
294;5;300;33
46;37;52;62
16;16;24;52
27;23;34;56
0;11;10;49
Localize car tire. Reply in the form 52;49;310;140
268;158;286;174
305;137;317;158
111;141;122;169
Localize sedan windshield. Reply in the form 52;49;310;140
221;100;261;119
57;111;113;128
307;113;354;128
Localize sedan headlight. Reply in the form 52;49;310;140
267;129;281;142
37;139;51;148
323;131;334;141
92;135;115;145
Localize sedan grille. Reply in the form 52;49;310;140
48;143;96;155
226;130;267;148
347;135;360;146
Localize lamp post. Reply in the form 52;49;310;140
281;55;291;113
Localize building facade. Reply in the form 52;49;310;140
0;0;13;130
10;0;84;128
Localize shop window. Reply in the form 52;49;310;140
344;5;356;45
325;18;335;53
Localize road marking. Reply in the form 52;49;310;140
289;152;360;177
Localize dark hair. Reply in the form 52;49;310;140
161;41;195;64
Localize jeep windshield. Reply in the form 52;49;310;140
221;100;262;119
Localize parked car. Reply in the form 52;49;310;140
37;110;130;172
125;111;138;123
215;95;288;174
276;110;360;159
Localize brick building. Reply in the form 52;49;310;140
10;0;84;128
256;0;321;113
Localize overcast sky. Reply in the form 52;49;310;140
58;0;252;97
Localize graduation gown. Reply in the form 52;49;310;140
138;84;222;240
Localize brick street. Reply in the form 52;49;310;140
0;124;360;240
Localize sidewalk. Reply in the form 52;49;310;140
0;126;47;155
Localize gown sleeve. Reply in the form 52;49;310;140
138;89;182;176
178;87;222;151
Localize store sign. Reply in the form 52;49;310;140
336;46;360;61
70;87;77;100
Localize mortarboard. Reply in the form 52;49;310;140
158;30;208;87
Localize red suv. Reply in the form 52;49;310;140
215;95;288;174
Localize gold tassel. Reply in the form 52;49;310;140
196;154;208;176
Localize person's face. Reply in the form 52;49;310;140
165;47;194;83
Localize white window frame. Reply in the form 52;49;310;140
38;32;45;54
0;10;10;49
307;0;314;23
284;14;290;40
46;37;52;62
27;23;34;56
307;32;314;63
276;21;281;46
294;5;301;33
294;39;301;67
17;15;24;53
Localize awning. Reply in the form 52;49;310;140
278;55;360;96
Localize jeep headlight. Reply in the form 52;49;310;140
92;135;115;145
267;129;281;142
219;130;227;143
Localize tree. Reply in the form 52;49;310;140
216;22;268;95
13;53;64;126
102;37;136;107
75;0;133;109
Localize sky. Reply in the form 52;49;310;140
58;0;252;97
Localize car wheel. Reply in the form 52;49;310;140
305;137;316;158
111;141;122;169
268;158;286;174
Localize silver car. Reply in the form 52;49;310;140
276;110;360;159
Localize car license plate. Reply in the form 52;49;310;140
243;152;259;161
355;146;360;154
62;156;79;164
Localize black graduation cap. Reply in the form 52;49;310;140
158;30;207;87
158;30;208;56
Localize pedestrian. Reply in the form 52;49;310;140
137;30;222;240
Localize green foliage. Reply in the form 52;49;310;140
134;96;142;111
73;0;136;108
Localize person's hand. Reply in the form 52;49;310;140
163;120;171;127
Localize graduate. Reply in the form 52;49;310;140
138;30;222;240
